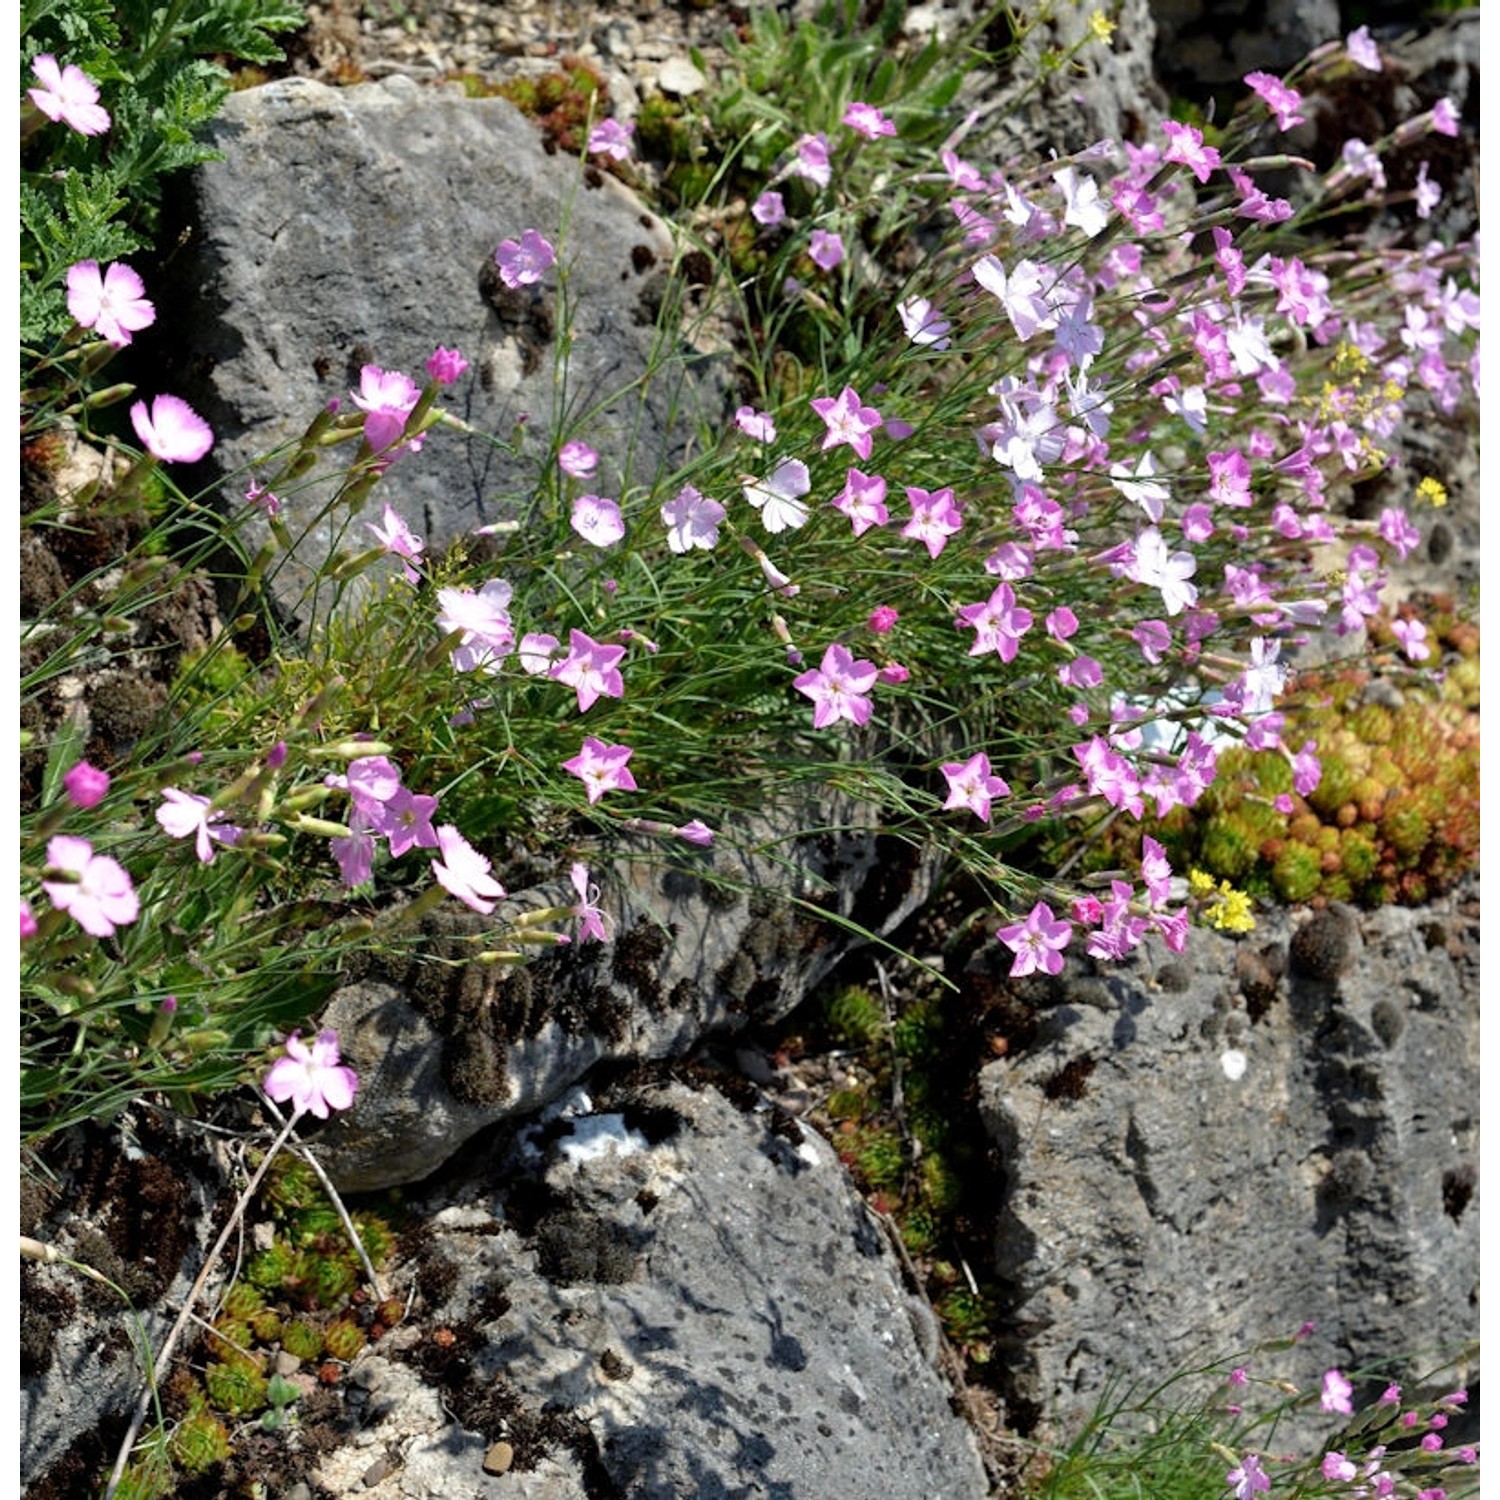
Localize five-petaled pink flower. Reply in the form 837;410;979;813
156;788;243;864
751;191;786;227
559;439;599;478
367;502;425;583
552;629;627;712
941;752;1011;823
734;406;778;443
902;485;963;559
1226;1452;1272;1499
810;385;883;460
42;835;138;937
790;133;831;188
425;346;469;385
1321;1369;1354;1415
793;643;878;730
436;578;515;674
563;737;638;804
808;229;845;271
587;118;635;162
1345;25;1382;71
1244;71;1304;131
351;364;423;458
661;484;725;552
130;394;214;464
65;261;155;347
62;761;110;810
833;467;889;536
571;493;626;548
1161;119;1221;183
843;101;897;139
956;581;1033;661
263;1029;359;1119
432;824;507;913
570;862;610;942
897;296;951;349
29;54;110;135
495;228;556;288
996;901;1072;978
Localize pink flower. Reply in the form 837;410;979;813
1226;1453;1272;1498
20;900;39;939
808;229;845;271
902;485;963;559
1322;1452;1358;1482
517;631;560;675
734;406;777;443
1046;607;1079;641
743;457;812;533
62;761;110;809
130;394;214;464
559;439;599;478
330;814;376;888
551;629;627;712
843;101;896;139
1290;739;1322;796
29;54;110;135
1390;617;1430;661
263;1029;359;1119
570;863;610;941
956;582;1033;662
350;364;422;458
1414;160;1441;219
42;835;138;937
996;901;1072;978
1345;24;1383;71
246;480;281;516
897;296;951;349
436;578;515;674
676;819;714;846
1321;1369;1354;1415
571;493;626;547
425;346;469;385
65;261;155;348
1431;97;1460;137
367;502;425;583
1244;71;1304;131
155;788;242;864
793;643;878;729
563;737;638;804
373;786;440;858
660;484;725;552
432;824;507;912
867;605;899;634
1161;119;1221;182
1129;527;1198;616
494;228;556;287
972;254;1061;341
587;118;635;162
833;467;889;536
790;132;831;188
751;191;786;227
940;752;1011;823
810;385;883;460
1228;1367;1249;1388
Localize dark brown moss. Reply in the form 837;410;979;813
1043;1054;1097;1102
85;671;167;765
1289;908;1358;981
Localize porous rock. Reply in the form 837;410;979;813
978;876;1478;1442
316;1077;988;1500
165;74;727;610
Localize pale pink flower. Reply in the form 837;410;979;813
29;54;110;135
330;813;376;888
1391;617;1430;661
743;458;812;534
367;502;425;583
972;254;1060;341
494;228;556;288
676;820;714;846
751;191;786;227
793;643;878;729
432;824;507;913
940;752;1011;823
246;480;281;516
1322;1452;1358;1483
1128;527;1198;616
571;493;626;547
661;484;725;552
62;761;110;809
1321;1369;1354;1415
810;385;883;460
563;737;638;804
587;118;635;162
436;579;515;674
1052;165;1109;237
130;394;214;464
832;467;889;536
897;295;951;349
42;835;138;937
1345;24;1382;71
790;132;831;188
373;786;440;858
996;901;1072;978
425;346;469;385
808;229;845;271
1226;1452;1272;1498
65;261;155;347
552;629;627;712
518;631;561;675
1161;119;1221;182
956;582;1032;662
350;364;422;457
155;788;242;864
902;485;963;559
1245;71;1304;131
558;439;599;478
570;863;610;941
263;1029;359;1119
1431;97;1460;137
843;101;896;139
734;406;777;443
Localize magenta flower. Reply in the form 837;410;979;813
587;118;635;162
130;394;214;464
551;629;627;712
941;752;1011;823
1161;119;1221;182
436;579;515;674
246;480;281;516
425;345;469;385
350;364;422;457
570;863;610;942
42;835;138;937
751;191;786;227
21;900;39;939
676;820;714;846
743;458;812;534
65;261;155;348
808;229;845;271
996;901;1072;978
571;493;626;548
1244;71;1304;131
263;1029;359;1119
1431;96;1459;137
372;786;439;858
559;439;599;478
867;605;899;634
62;761;110;809
367;502;425;583
1226;1452;1272;1499
793;643;878;730
563;737;638;804
29;54;110;135
843;101;896;139
956;581;1033;662
811;385;883;461
1321;1369;1354;1415
902;485;963;559
494;228;556;288
1345;24;1382;70
155;788;242;864
790;132;831;188
1390;617;1430;661
660;484;725;552
432;824;507;913
832;467;889;536
897;296;951;349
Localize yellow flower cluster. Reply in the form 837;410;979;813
1416;476;1449;508
1087;10;1117;42
1188;869;1257;932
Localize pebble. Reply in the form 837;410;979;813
483;1441;516;1475
657;55;706;95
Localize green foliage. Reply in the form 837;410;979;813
496;56;607;155
322;1316;367;1361
169;1410;231;1475
824;983;886;1047
203;1351;268;1415
279;1317;323;1362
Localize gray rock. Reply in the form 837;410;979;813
316;1077;989;1499
168;75;726;611
977;879;1479;1442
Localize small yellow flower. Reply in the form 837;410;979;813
1330;341;1369;378
1087;9;1117;42
1188;868;1217;898
1416;476;1449;508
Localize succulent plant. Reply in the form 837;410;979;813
169;1410;231;1475
204;1352;268;1416
322;1316;367;1362
279;1318;323;1363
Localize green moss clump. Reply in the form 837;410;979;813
824;984;885;1047
245;1241;295;1290
170;1410;231;1475
204;1353;268;1416
280;1319;323;1362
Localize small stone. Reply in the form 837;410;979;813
272;1350;302;1377
658;56;706;96
483;1441;515;1475
361;1456;392;1487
